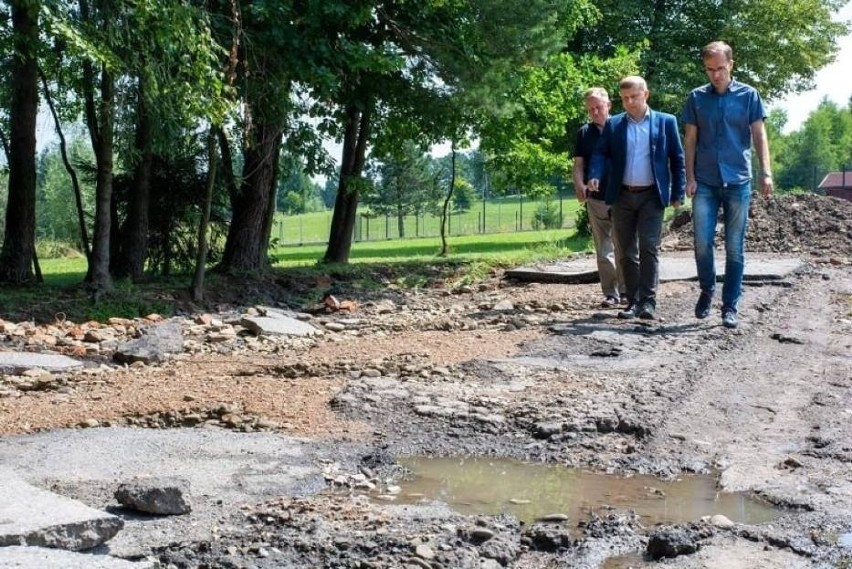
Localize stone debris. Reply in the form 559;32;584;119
0;473;123;551
114;477;192;515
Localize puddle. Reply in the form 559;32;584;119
393;456;781;527
602;553;645;569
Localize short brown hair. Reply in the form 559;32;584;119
701;41;733;61
618;75;647;92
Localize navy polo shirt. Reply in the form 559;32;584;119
573;121;608;200
682;79;766;186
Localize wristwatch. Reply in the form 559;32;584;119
761;172;773;179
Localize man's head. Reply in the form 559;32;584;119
583;87;611;127
618;76;649;119
701;41;734;93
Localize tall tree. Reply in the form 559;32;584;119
0;0;40;284
572;0;848;113
322;0;594;263
364;140;440;238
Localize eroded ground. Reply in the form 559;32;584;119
2;249;851;568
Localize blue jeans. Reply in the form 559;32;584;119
692;182;751;312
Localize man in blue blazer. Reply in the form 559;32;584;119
588;76;685;320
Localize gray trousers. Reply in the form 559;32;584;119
611;190;664;305
586;198;625;298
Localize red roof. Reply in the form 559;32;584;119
819;171;852;189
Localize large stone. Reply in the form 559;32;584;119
0;473;123;551
114;477;191;515
646;526;701;560
240;308;319;337
113;322;184;364
0;352;83;375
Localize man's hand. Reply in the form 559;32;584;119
588;179;600;193
685;179;697;197
576;185;587;203
760;176;774;197
670;200;682;209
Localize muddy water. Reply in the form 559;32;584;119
395;456;781;527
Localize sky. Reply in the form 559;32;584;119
770;1;852;133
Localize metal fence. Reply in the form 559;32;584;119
270;194;580;245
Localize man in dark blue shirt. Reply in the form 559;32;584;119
682;41;774;329
572;87;625;308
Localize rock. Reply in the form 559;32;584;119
413;544;434;559
709;514;734;528
114;477;192;515
113;322;184;364
646;526;701;559
533;421;562;439
537;513;569;523
493;300;514;311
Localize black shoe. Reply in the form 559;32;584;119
694;291;713;319
637;302;656;320
722;308;738;329
618;302;638;319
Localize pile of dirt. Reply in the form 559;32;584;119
665;193;852;257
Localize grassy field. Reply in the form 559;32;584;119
271;195;583;245
270;228;589;267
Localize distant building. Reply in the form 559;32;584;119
818;170;852;201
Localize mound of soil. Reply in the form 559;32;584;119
665;193;852;257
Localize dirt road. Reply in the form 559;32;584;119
1;245;850;567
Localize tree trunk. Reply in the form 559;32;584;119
86;64;115;293
40;69;91;261
438;141;457;257
191;130;218;301
114;76;153;281
219;122;283;273
324;102;371;264
80;0;113;293
0;0;39;284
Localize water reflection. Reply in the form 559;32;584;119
394;456;780;527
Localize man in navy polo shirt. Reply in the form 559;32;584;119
572;87;626;308
683;40;774;329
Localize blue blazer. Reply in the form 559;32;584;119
589;109;686;207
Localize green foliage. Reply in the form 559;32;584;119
774;98;852;191
364;141;441;221
573;0;848;114
277;152;325;214
35;138;95;246
480;49;639;196
574;203;591;238
531;200;564;230
35;239;83;260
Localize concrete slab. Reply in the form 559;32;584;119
240;308;320;337
0;473;123;550
0;428;321;558
505;255;805;284
0;352;83;374
0;546;152;568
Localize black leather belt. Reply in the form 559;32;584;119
622;184;654;192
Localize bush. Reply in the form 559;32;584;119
35;239;83;260
531;201;563;230
574;203;590;238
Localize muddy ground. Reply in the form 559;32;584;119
1;194;851;568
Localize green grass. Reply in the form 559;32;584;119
6;225;590;323
270;228;590;267
271;195;583;244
